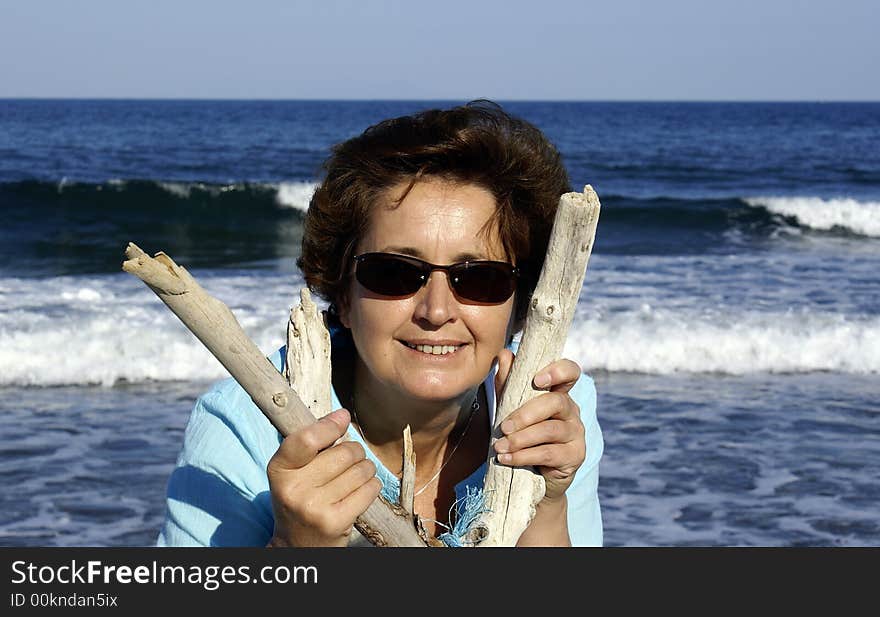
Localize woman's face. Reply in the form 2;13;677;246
339;178;516;405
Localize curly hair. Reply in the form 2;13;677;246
297;100;571;327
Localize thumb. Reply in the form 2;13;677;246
494;348;515;395
326;408;352;445
324;408;351;432
270;409;351;472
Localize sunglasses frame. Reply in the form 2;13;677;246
352;252;519;304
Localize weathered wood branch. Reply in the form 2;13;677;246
282;290;429;545
122;243;427;547
469;186;601;547
284;288;332;420
283;288;369;546
400;425;416;515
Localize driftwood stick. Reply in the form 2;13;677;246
281;291;440;543
469;186;601;547
122;243;427;547
284;288;370;546
283;297;421;545
400;425;416;514
284;288;332;420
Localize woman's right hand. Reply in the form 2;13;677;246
266;409;382;547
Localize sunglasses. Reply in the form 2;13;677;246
353;252;519;304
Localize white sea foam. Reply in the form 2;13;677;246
156;181;245;199
1;268;877;386
0;273;302;387
154;179;317;211
275;181;317;212
155;181;197;198
60;288;103;302
565;306;880;375
745;196;880;237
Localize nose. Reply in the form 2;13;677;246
412;270;457;326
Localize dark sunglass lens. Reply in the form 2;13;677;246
356;255;424;296
452;263;516;303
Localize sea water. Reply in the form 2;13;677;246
0;100;877;546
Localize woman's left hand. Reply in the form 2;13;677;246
493;350;586;502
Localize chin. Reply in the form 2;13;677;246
399;373;481;403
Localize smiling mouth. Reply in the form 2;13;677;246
403;342;464;356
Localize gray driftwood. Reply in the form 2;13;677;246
122;243;427;547
400;425;416;515
284;288;332;420
281;289;426;545
468;186;601;547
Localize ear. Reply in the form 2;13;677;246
494;348;515;394
336;297;352;329
505;293;522;344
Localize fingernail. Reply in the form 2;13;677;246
498;453;512;464
500;420;514;434
494;438;509;453
535;373;551;388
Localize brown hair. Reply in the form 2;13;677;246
297;100;571;326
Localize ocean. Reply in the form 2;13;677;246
0;100;877;546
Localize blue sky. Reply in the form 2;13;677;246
1;0;877;100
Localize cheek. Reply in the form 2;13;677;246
347;296;412;333
469;304;516;344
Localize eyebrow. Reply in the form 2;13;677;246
380;245;488;262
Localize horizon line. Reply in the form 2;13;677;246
1;96;879;104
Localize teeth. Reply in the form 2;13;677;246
405;343;461;355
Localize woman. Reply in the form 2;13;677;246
158;101;604;547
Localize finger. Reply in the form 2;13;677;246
499;391;579;435
317;457;378;503
494;418;574;455
494;348;515;395
533;359;581;393
332;476;383;525
271;409;351;470
497;443;580;472
307;440;371;486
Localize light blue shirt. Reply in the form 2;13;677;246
157;342;604;547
